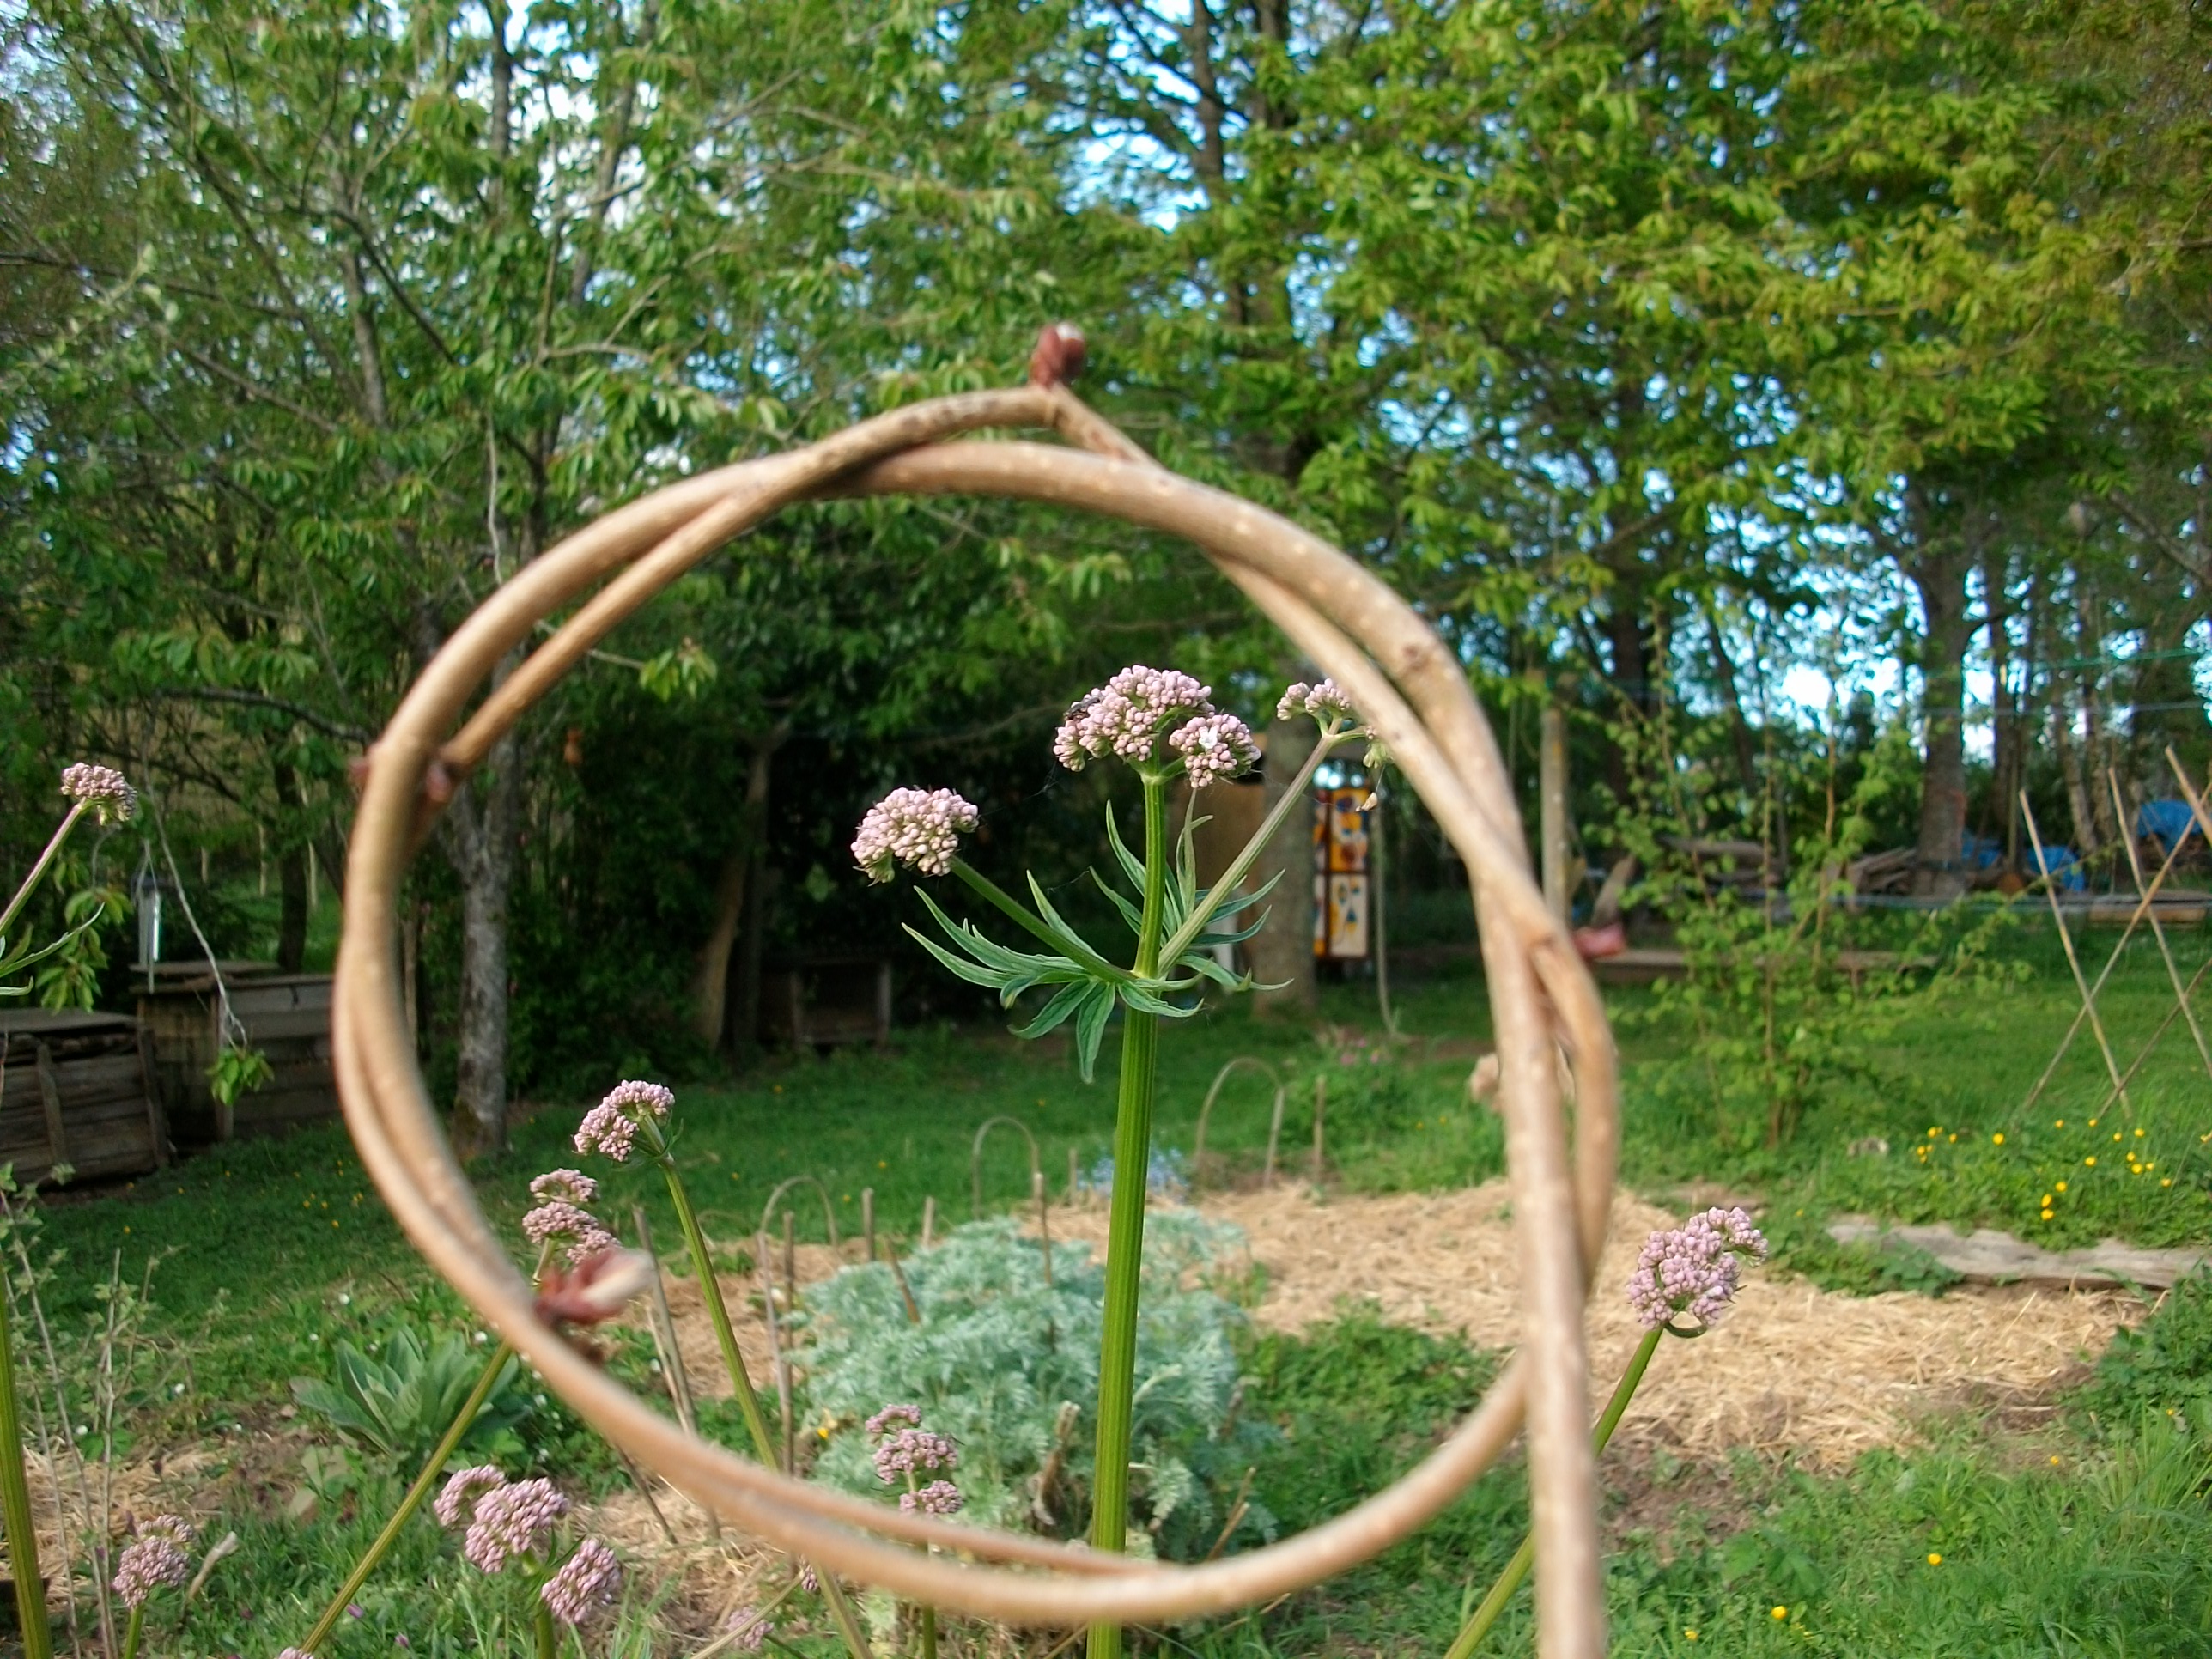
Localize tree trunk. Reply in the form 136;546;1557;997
446;720;519;1157
1906;544;1972;899
1701;602;1759;800
271;757;309;973
689;727;783;1050
1982;549;2014;859
1249;707;1318;1016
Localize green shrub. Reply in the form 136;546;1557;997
2080;1271;2212;1427
793;1215;1277;1559
290;1325;533;1471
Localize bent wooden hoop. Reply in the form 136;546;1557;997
334;365;1620;1659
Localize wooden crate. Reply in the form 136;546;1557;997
0;1010;167;1186
138;969;338;1145
759;957;891;1049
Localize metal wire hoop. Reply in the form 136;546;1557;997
334;362;1620;1659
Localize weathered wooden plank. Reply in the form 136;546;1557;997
1827;1216;2209;1289
32;1042;69;1168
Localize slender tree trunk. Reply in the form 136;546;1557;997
1906;543;1972;899
690;727;783;1050
1982;549;2014;855
447;718;519;1156
1249;703;1318;1016
272;757;310;973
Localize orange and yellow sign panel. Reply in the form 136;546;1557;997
1312;787;1370;959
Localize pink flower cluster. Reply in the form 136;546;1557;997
575;1079;673;1163
726;1606;775;1651
1275;678;1357;726
1170;713;1260;788
435;1466;570;1574
1053;666;1224;772
541;1538;622;1626
865;1402;922;1437
900;1480;964;1516
530;1169;599;1206
1626;1206;1768;1330
112;1516;193;1607
522;1198;617;1264
60;762;136;823
852;787;981;884
870;1399;960;1486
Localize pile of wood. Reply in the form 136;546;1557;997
138;964;338;1144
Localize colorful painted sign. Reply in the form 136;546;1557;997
1313;787;1370;959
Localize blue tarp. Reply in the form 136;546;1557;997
1961;831;2005;872
2032;842;2087;891
2136;799;2197;854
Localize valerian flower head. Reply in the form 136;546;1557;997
541;1538;622;1626
726;1607;775;1651
112;1527;191;1607
900;1479;964;1516
434;1464;508;1528
865;1403;923;1437
1054;666;1215;771
521;1200;617;1263
1626;1206;1768;1330
1274;679;1357;726
463;1476;568;1574
873;1426;959;1483
1170;713;1259;788
852;787;981;884
530;1169;599;1206
60;762;136;823
575;1079;673;1162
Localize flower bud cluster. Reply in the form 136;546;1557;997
1170;713;1261;788
852;787;981;884
900;1479;964;1516
521;1198;617;1264
873;1425;959;1482
1274;678;1357;726
112;1516;193;1607
60;762;136;823
574;1079;673;1163
1053;666;1221;772
541;1537;622;1627
459;1476;569;1574
1626;1206;1768;1329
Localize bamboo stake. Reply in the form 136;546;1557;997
2110;769;2212;1084
921;1195;935;1250
862;1188;877;1263
2021;796;2131;1114
1033;1170;1054;1289
1310;1075;1326;1184
782;1210;797;1310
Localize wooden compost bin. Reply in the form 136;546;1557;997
138;967;338;1145
0;1009;167;1186
759;956;891;1049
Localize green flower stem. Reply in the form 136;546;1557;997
948;861;1131;982
921;1603;939;1659
535;1595;556;1659
0;1252;51;1659
651;1144;876;1659
1440;1326;1665;1659
0;802;86;946
296;1339;517;1656
1156;722;1347;966
1086;775;1171;1659
119;1607;141;1659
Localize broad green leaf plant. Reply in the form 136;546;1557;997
854;667;1364;1659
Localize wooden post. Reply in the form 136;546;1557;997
861;1188;877;1262
1068;1144;1080;1200
32;1041;69;1173
1540;703;1571;925
781;1210;797;1310
1310;1074;1326;1184
921;1194;935;1251
1033;1169;1054;1288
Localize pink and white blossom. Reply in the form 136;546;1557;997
852;787;980;883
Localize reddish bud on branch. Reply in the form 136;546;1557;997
1029;323;1087;388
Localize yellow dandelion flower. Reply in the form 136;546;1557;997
1929;1127;1942;1138
2042;1193;2053;1206
1993;1133;2005;1145
2136;1127;2147;1137
1685;1632;1699;1644
2086;1157;2097;1166
1771;1606;1790;1620
2040;1209;2054;1221
2054;1119;2064;1127
2049;1455;2062;1466
2163;1178;2174;1188
2057;1180;2067;1192
1948;1133;1958;1143
1927;1553;1942;1566
2114;1131;2124;1142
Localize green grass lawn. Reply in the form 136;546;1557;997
22;927;2212;1656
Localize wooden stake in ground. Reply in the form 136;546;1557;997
2015;781;2198;1114
921;1194;935;1249
1310;1074;1326;1184
2021;795;2132;1114
1033;1169;1054;1288
861;1188;877;1263
2109;769;2212;1084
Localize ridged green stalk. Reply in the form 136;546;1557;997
0;1267;50;1659
1087;775;1170;1659
297;1339;516;1656
1441;1326;1665;1659
652;1147;875;1659
535;1594;556;1659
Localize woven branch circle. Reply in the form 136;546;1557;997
334;361;1621;1659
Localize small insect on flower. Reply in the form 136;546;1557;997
59;761;136;823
